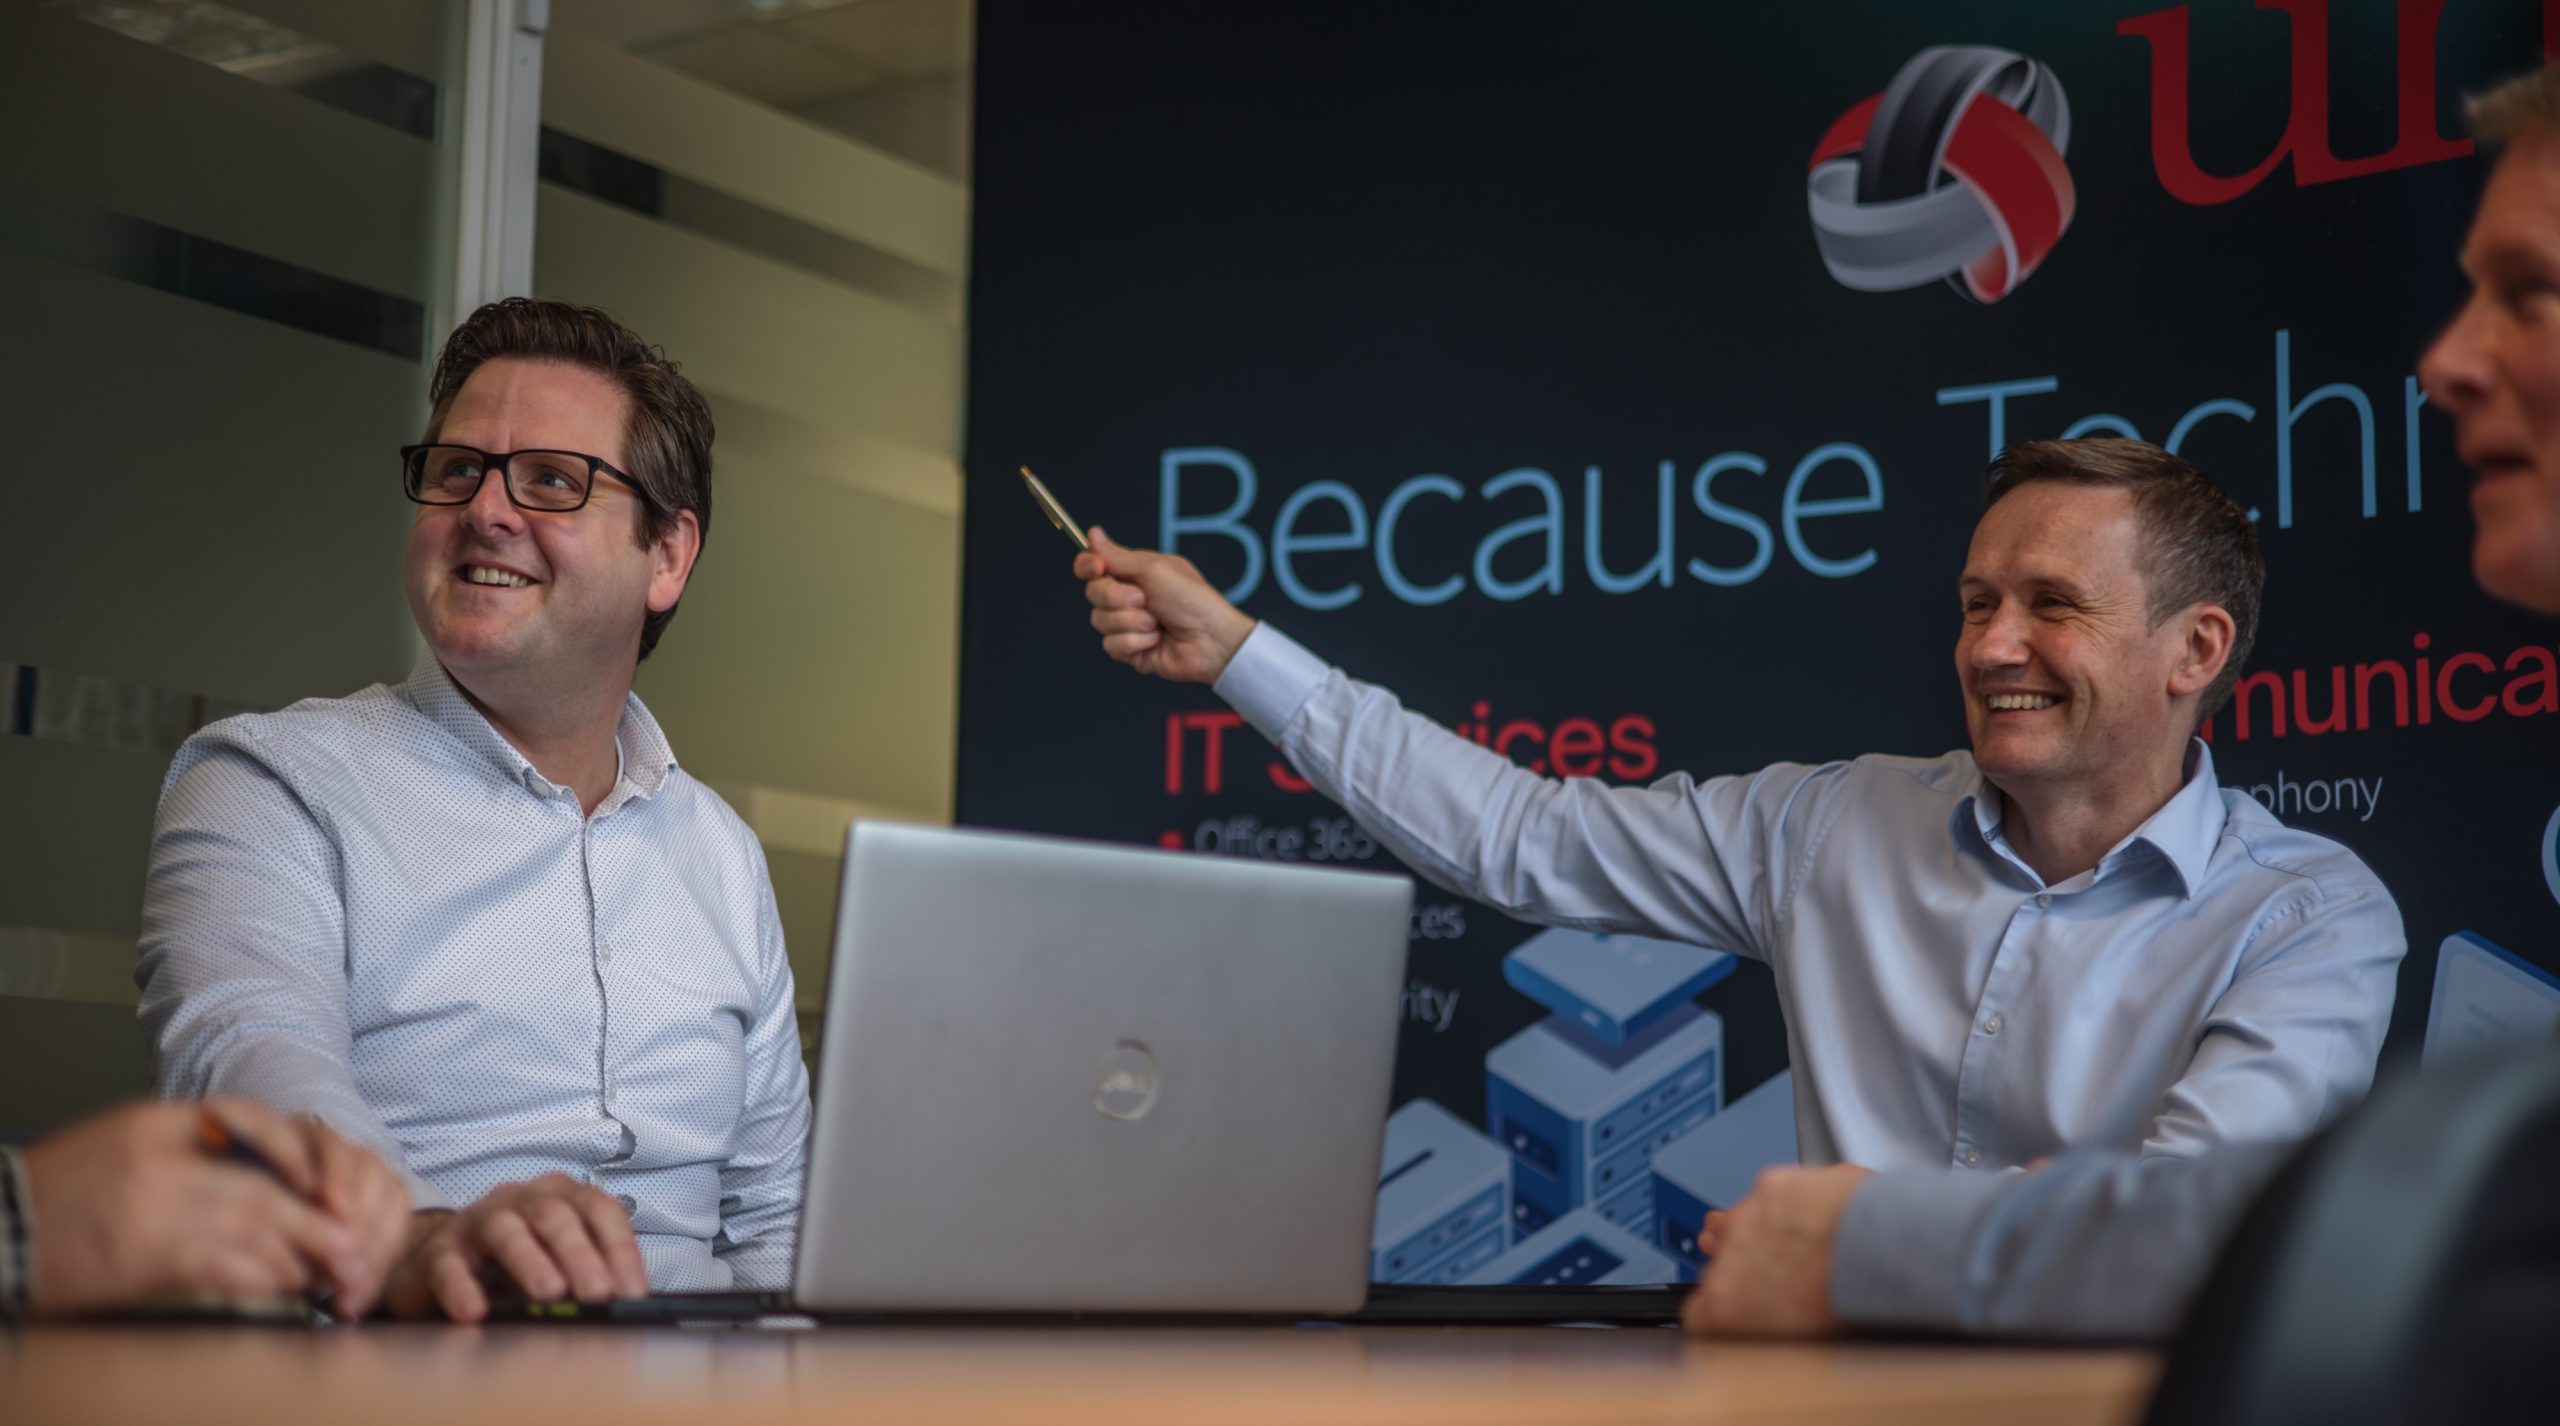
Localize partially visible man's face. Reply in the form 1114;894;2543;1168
1956;483;2202;801
2421;130;2560;616
404;357;678;693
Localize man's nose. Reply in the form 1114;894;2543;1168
1968;608;2032;667
461;464;526;539
2418;295;2493;414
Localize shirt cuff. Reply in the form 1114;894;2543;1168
1213;622;1330;744
1827;1169;2017;1331
404;1171;454;1214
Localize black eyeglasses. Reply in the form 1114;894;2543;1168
400;444;643;513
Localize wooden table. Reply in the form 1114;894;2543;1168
1;1321;2156;1426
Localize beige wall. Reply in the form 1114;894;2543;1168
538;21;970;1051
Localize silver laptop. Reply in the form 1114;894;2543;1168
788;820;1413;1315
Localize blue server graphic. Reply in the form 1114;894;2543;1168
1485;1001;1724;1240
1501;928;1736;1044
1651;1068;1799;1278
1370;1098;1513;1284
1457;1206;1678;1286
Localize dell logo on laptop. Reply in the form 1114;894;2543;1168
1094;1040;1161;1122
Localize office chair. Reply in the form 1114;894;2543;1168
2141;1044;2560;1426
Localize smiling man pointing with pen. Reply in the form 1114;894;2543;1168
1073;435;2405;1322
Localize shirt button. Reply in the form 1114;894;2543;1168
2035;893;2053;909
603;1083;617;1103
1982;1014;2004;1036
598;943;614;963
1961;1147;1983;1168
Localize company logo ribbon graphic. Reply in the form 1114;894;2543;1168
1806;45;2076;303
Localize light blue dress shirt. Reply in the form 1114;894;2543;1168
1218;624;2405;1177
1830;1139;2298;1337
136;657;812;1291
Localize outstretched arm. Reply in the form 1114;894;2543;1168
1071;530;1843;961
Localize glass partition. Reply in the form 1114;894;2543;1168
0;0;461;1130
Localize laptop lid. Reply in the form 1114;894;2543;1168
792;821;1414;1314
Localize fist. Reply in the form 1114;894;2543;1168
1075;528;1257;684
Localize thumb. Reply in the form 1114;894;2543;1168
1090;526;1150;580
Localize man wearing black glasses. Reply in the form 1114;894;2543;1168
136;298;811;1320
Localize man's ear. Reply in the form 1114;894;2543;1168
646;509;703;615
2168;603;2237;701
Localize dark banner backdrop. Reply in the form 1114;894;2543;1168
960;1;2560;1282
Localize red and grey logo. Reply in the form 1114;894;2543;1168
1806;46;2076;303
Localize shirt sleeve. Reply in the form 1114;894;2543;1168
2136;875;2404;1158
136;738;449;1209
710;844;813;1290
1218;623;1846;963
1829;1140;2297;1339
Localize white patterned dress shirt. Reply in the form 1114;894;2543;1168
137;656;812;1291
1218;623;2406;1178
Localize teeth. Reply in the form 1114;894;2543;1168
1988;694;2058;711
465;566;531;588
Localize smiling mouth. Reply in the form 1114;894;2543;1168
1985;693;2060;712
459;564;534;589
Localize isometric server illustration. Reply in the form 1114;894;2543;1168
1485;927;1731;1247
1501;927;1736;1044
1371;1098;1513;1284
1457;1206;1678;1286
1651;1067;1798;1278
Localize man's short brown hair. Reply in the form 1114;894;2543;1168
423;298;714;660
2466;61;2560;146
1984;437;2264;722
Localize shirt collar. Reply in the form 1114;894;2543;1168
402;654;680;803
2139;740;2225;899
1950;739;2224;899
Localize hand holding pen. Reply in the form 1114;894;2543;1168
19;1098;410;1317
195;1103;414;1316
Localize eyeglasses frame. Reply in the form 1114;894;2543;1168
399;443;648;514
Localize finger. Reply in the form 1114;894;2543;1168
1089;607;1159;637
202;1099;322;1197
266;1130;395;1313
346;1146;411;1228
1090;530;1159;585
182;1174;328;1299
476;1209;570;1301
429;1244;488;1322
1072;551;1103;581
571;1190;650;1297
301;1124;374;1227
195;1241;306;1302
244;1177;367;1299
206;1204;314;1301
1083;576;1143;611
522;1197;617;1301
1103;631;1163;659
345;1164;414;1316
